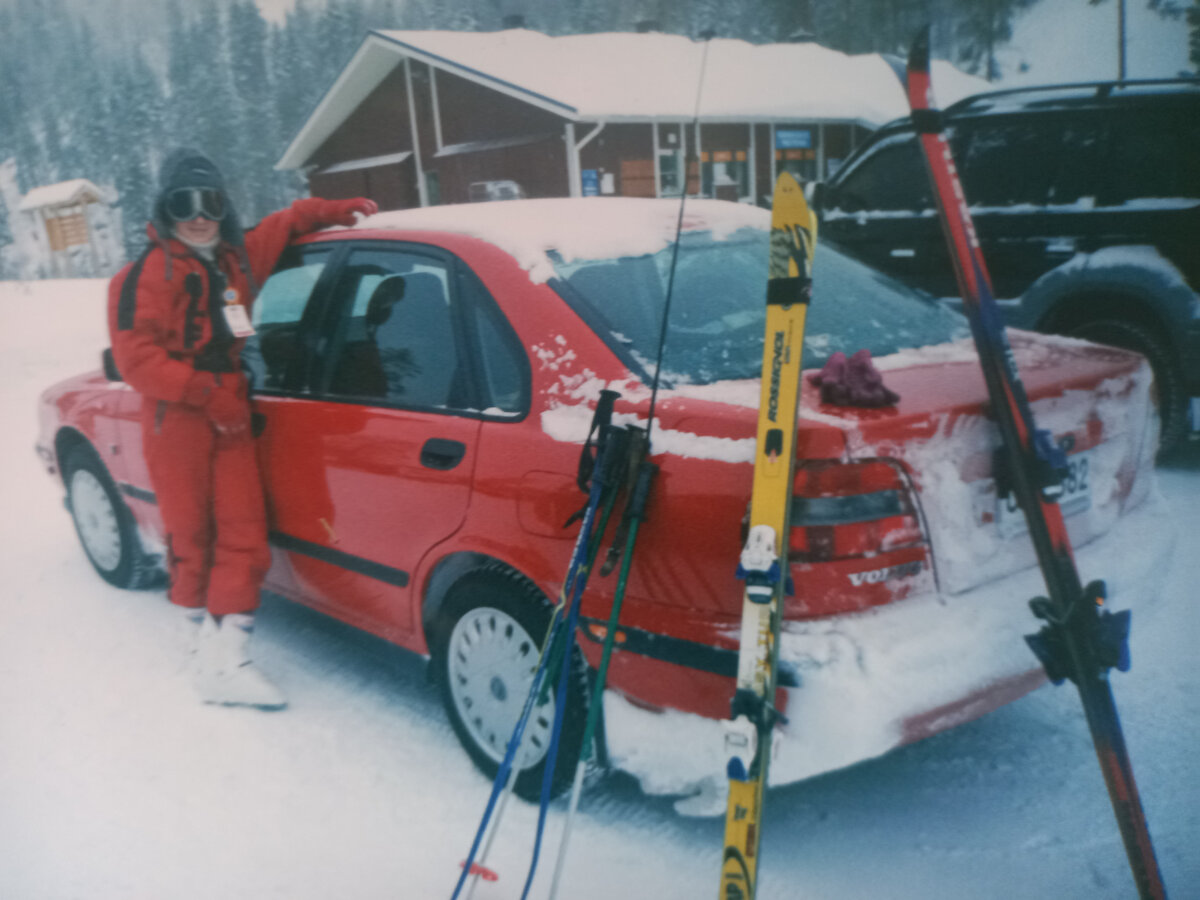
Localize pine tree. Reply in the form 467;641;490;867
955;0;1037;79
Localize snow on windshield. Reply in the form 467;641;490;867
550;229;969;385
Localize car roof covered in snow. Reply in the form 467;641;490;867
341;197;770;284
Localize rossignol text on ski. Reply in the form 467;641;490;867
719;171;817;900
891;27;1166;900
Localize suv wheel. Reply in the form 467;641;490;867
64;446;158;589
1066;318;1187;451
433;564;589;802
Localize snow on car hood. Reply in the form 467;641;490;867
351;198;769;284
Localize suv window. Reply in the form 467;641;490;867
1099;108;1200;205
323;247;464;410
243;245;331;391
1048;115;1107;205
958;117;1056;206
831;134;931;212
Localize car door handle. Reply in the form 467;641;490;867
420;438;466;470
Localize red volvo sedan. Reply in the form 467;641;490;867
36;198;1171;809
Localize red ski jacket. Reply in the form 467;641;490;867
109;197;368;405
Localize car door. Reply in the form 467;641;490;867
955;114;1066;301
248;241;482;643
819;131;951;295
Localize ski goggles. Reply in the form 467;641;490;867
165;187;226;222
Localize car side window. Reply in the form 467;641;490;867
242;246;330;391
457;264;527;416
323;247;464;410
959;117;1056;207
1099;108;1200;205
831;134;932;213
1048;115;1107;205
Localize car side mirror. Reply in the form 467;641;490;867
365;275;407;332
102;347;122;382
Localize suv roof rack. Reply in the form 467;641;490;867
944;77;1200;116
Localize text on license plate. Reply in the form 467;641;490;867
996;450;1093;538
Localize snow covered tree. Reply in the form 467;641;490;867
955;0;1037;79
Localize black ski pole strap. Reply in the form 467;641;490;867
600;427;650;577
574;389;620;494
565;390;621;528
912;108;944;134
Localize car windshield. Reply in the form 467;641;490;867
550;227;969;385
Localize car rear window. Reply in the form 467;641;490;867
550;227;968;385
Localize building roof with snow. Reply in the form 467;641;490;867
278;29;989;171
18;179;108;212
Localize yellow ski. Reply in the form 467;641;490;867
719;172;817;900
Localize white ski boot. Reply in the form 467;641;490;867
174;604;206;653
192;612;287;709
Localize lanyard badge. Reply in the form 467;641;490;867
220;286;255;338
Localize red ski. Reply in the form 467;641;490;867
891;27;1166;900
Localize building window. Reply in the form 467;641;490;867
659;149;683;196
776;126;818;183
701;151;748;201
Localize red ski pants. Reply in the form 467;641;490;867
143;400;270;616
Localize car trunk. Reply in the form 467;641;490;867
788;331;1159;615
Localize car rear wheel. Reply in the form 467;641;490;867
433;564;589;802
64;446;157;589
1066;318;1187;452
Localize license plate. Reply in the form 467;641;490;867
996;450;1092;538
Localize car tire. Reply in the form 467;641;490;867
433;563;590;802
64;446;158;590
1066;318;1187;452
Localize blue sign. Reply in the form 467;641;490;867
581;169;600;196
775;129;813;150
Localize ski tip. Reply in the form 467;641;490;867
908;25;931;74
459;861;499;883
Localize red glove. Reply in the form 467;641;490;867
807;349;900;408
325;197;378;226
205;382;251;437
181;371;217;407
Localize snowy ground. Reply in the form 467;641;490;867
0;279;1196;899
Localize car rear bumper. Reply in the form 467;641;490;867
599;488;1175;810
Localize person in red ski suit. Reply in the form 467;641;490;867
108;148;376;708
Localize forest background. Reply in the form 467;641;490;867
0;0;1196;269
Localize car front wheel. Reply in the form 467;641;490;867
64;446;157;589
434;564;589;802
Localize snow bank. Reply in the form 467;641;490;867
2;270;1196;897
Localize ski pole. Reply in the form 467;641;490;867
519;423;632;900
547;448;657;900
451;394;622;900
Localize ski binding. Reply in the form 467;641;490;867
736;524;780;604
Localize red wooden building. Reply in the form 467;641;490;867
277;29;987;209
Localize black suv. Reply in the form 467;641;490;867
815;79;1199;446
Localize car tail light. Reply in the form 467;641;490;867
785;459;935;618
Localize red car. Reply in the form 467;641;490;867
36;198;1170;808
